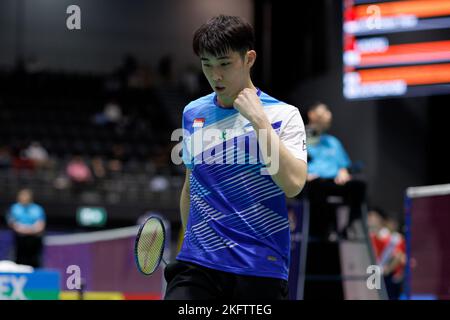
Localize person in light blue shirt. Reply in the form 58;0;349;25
307;134;351;180
7;188;46;268
305;102;366;240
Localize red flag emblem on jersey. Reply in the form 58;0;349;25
193;118;205;128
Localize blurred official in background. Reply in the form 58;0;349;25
6;188;46;268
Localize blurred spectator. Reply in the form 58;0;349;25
6;189;46;268
128;65;154;89
24;141;50;168
66;156;92;196
288;206;299;234
148;146;172;192
12;143;35;172
0;146;12;169
53;174;70;190
303;102;366;240
93;99;123;126
107;143;128;174
367;207;406;300
92;99;131;138
367;206;386;235
104;100;123;124
91;156;106;179
149;175;170;192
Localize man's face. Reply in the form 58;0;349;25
386;219;399;232
367;211;383;233
308;105;332;133
18;190;32;205
200;50;252;106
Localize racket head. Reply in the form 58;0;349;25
134;216;166;275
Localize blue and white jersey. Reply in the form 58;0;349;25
177;90;307;280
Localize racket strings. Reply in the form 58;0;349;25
137;219;165;274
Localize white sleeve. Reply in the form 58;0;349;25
279;107;307;163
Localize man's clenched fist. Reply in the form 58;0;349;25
233;88;268;125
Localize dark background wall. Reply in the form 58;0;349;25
0;0;253;73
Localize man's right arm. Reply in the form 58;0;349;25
180;168;191;233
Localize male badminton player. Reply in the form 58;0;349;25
164;15;307;300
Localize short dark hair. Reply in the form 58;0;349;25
368;206;387;220
193;15;255;58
